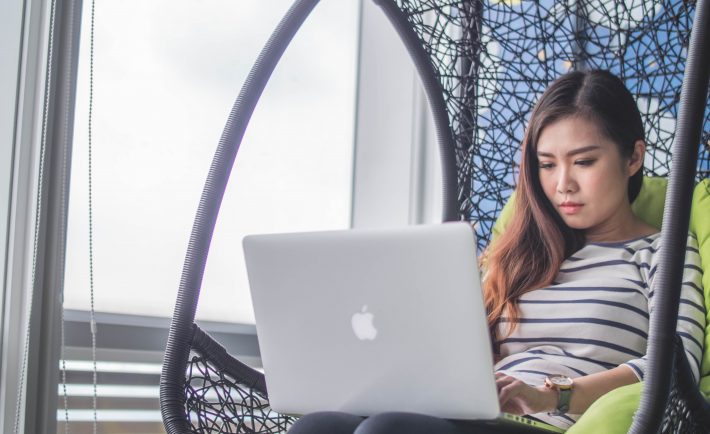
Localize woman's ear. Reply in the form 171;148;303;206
628;140;646;176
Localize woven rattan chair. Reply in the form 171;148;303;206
160;0;710;432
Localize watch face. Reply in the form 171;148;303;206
550;375;573;386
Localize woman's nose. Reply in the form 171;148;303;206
556;169;577;194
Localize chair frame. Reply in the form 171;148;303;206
159;1;710;433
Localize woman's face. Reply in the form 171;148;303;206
536;116;642;238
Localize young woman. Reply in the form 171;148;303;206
287;70;705;433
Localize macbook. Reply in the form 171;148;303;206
243;223;563;432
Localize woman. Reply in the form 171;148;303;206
287;70;705;433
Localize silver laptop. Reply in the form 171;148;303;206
243;223;563;432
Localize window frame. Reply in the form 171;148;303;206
0;0;83;432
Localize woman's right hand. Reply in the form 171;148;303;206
495;372;557;415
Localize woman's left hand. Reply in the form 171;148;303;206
495;372;557;415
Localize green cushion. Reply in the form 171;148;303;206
693;179;710;397
490;177;710;431
566;383;642;434
630;176;668;230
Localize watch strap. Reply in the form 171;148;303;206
551;387;571;416
544;374;573;416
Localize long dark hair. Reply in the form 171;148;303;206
483;70;646;346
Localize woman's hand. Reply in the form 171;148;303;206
495;372;557;415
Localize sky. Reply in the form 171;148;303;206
63;0;360;324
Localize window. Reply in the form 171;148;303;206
64;0;359;325
59;1;360;431
4;0;433;430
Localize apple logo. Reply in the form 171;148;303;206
351;305;378;340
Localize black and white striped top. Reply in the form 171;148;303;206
494;232;705;429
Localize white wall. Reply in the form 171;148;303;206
352;1;442;228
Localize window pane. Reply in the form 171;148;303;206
64;0;360;324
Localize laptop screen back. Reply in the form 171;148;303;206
242;222;500;420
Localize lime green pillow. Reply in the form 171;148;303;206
630;176;668;230
490;177;710;432
566;382;643;434
693;179;710;397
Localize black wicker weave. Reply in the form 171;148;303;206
184;326;295;433
660;336;710;434
387;0;710;252
160;0;710;433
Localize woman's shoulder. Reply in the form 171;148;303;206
631;230;699;248
582;231;660;250
622;230;699;261
625;231;662;248
569;230;661;264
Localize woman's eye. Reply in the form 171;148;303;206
539;162;554;169
575;159;596;166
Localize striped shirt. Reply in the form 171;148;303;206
493;232;705;429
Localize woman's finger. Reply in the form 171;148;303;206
497;378;525;405
495;374;517;392
501;399;524;415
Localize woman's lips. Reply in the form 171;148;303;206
560;202;583;214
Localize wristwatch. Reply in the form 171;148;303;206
544;374;574;416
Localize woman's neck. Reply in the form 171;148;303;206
583;206;656;243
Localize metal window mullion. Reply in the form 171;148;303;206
0;0;52;431
0;0;82;432
23;0;83;432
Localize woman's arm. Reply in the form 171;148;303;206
497;364;639;415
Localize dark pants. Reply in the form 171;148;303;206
287;411;497;434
